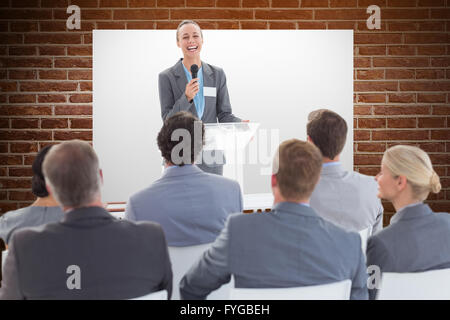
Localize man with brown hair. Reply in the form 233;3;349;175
125;111;242;247
180;139;368;300
307;109;383;234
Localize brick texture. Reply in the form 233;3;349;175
0;1;449;224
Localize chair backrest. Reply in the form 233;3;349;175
169;243;233;300
169;243;211;300
1;249;7;270
358;226;372;256
229;279;352;300
0;249;6;286
130;289;168;300
377;268;450;300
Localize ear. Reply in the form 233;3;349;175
396;175;408;191
99;169;104;185
45;183;53;197
306;136;313;144
271;174;277;188
176;39;181;48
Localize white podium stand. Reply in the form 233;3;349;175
202;122;260;191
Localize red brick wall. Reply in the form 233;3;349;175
0;0;449;225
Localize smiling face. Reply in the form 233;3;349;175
177;23;203;59
375;162;400;201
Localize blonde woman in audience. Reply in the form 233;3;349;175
0;145;64;246
366;145;448;299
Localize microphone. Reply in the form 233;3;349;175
190;64;199;80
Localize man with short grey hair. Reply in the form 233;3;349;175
0;140;172;300
43;140;102;209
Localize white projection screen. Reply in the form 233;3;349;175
93;30;353;203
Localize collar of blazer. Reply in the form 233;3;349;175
61;206;114;225
272;201;318;219
161;163;204;179
390;202;432;225
321;162;345;176
172;58;215;94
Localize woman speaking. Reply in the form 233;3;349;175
158;20;242;175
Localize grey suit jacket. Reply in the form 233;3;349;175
0;206;64;245
366;203;450;299
159;59;241;175
125;165;243;247
180;202;368;300
0;206;172;300
310;164;384;234
159;58;241;123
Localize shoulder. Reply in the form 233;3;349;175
323;218;361;247
203;62;226;79
201;172;241;192
47;206;64;215
433;211;450;219
340;170;380;202
430;211;450;228
8;221;59;248
125;220;166;241
205;62;224;73
159;66;173;78
227;211;269;232
107;216;165;238
204;172;239;186
129;182;161;204
1;207;32;222
350;171;378;188
159;60;181;78
121;218;163;231
368;223;397;249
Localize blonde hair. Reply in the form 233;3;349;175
176;20;203;41
382;145;441;201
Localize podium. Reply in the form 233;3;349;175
200;122;260;191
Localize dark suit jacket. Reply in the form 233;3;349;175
0;206;172;300
366;203;450;299
158;58;241;123
180;202;368;300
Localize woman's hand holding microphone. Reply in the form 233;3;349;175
185;78;199;102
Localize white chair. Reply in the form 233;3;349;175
1;249;7;270
229;279;352;300
168;243;234;300
377;268;450;300
130;289;168;300
358;226;372;256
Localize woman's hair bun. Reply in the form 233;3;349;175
430;171;441;194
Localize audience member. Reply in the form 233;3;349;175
367;145;448;299
0;140;172;299
125;111;243;247
180;139;368;300
0;145;64;245
308;109;384;233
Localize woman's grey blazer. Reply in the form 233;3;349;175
158;58;241;123
366;203;450;299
